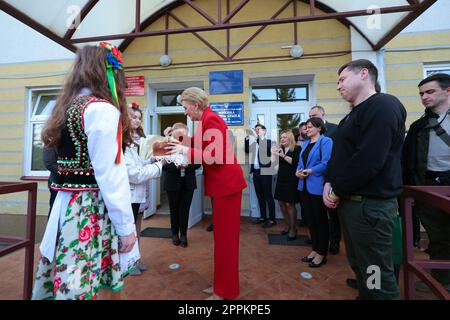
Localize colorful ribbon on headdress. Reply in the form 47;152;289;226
99;42;124;164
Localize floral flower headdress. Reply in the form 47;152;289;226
99;41;123;70
99;41;124;164
130;102;140;111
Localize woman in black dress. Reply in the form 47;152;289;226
272;130;300;240
163;122;201;247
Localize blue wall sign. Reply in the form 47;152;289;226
210;102;244;126
209;70;244;95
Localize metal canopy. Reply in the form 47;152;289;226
0;0;437;54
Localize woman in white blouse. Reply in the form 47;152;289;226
124;104;163;276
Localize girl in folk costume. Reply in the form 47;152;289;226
32;43;137;300
124;103;163;276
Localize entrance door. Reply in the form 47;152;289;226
146;110;204;229
249;102;310;219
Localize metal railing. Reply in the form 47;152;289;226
400;185;450;300
0;181;37;300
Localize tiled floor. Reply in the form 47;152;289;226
0;214;439;300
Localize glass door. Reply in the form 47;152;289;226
249;102;309;219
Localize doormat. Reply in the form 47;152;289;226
267;234;310;246
140;227;172;238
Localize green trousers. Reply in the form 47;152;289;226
338;197;400;300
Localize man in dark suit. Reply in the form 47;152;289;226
245;124;277;228
309;105;338;139
309;105;340;254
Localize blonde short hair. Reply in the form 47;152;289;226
172;122;188;131
179;87;209;110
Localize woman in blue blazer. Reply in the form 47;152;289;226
296;117;333;268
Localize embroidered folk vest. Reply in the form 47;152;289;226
51;96;109;191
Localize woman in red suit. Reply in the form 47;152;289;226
167;87;246;300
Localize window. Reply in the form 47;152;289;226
156;90;183;107
25;88;61;176
252;85;308;103
424;64;450;77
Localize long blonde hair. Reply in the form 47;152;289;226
280;130;296;152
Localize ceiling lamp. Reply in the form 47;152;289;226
290;45;304;58
159;54;172;67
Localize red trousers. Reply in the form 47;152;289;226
212;191;242;299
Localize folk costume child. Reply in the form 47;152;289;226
32;43;137;300
124;103;163;276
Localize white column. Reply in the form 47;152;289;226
350;26;386;93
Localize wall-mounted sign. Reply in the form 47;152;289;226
210;102;244;126
209;70;243;95
125;76;145;96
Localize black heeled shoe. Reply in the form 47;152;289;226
172;235;180;246
309;257;327;268
301;256;314;263
287;229;297;241
180;235;188;248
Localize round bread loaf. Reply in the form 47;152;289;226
152;136;179;156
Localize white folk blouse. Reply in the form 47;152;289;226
40;101;136;262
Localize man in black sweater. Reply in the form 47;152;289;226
323;59;406;300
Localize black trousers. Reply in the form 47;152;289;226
299;190;329;256
167;188;195;236
252;170;275;221
131;203;140;222
328;208;341;244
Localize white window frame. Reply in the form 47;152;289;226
424;63;450;77
24;86;61;176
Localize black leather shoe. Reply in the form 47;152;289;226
329;242;340;255
262;220;276;228
298;219;307;227
252;218;265;224
309;257;327;268
280;229;289;235
172;235;180;246
287;235;297;241
287;229;297;241
206;224;213;232
346;278;358;290
180;236;188;248
301;256;314;263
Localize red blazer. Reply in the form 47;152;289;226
188;107;247;198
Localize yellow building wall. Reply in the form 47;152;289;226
0;60;72;218
384;30;450;128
